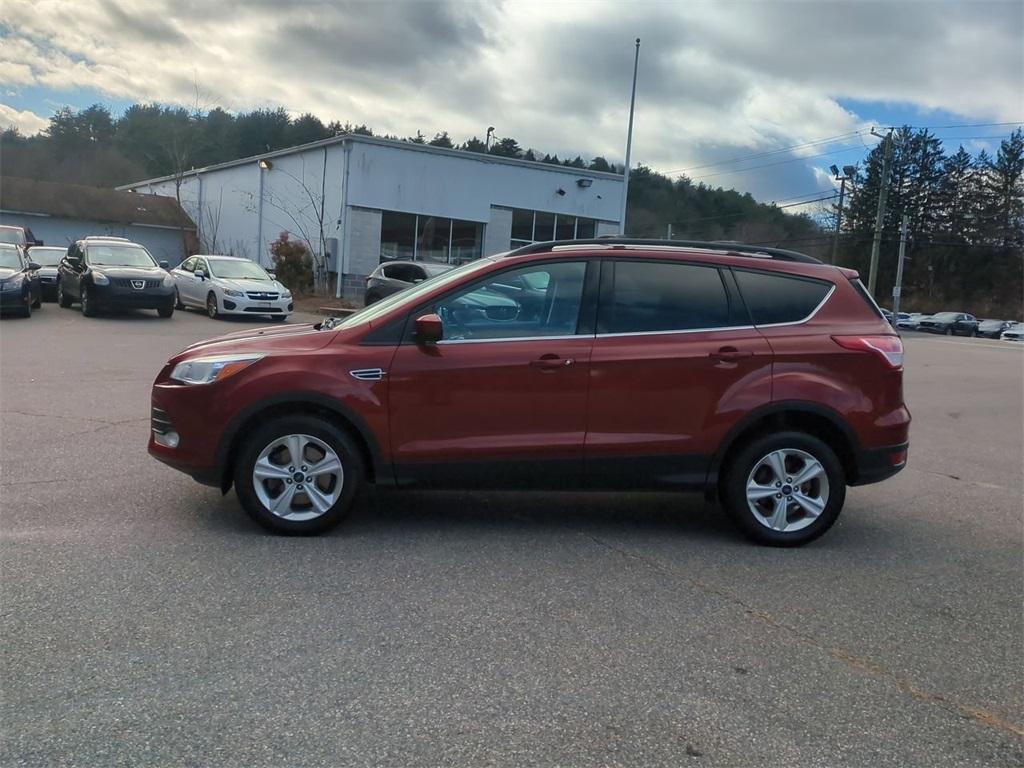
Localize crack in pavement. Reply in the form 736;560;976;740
577;530;1024;741
1;409;147;426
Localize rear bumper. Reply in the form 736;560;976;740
851;442;909;485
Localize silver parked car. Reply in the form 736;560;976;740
364;260;453;305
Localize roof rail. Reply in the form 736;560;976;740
505;238;822;264
83;235;131;241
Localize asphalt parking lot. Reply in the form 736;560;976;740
1;305;1022;767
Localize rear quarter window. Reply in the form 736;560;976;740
734;269;832;325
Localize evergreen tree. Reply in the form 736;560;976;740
428;131;454;148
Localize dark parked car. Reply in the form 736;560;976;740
58;237;175;317
0;224;41;248
0;243;41;317
975;319;1015;339
27;246;66;301
917;312;978;336
149;238;910;547
364;260;453;305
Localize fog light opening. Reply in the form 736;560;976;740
155;430;180;449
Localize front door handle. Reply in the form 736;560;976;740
710;346;753;362
530;354;575;371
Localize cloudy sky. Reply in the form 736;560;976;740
1;0;1021;203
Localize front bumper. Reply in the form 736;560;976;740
218;293;293;316
92;282;175;309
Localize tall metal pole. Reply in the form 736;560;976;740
892;214;908;317
666;223;673;240
619;38;640;235
830;176;846;265
868;130;894;295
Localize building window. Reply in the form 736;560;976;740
508;209;598;249
380;210;483;265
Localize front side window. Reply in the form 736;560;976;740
600;261;731;334
434;261;587;341
179;257;196;273
85;244;157;268
734;270;832;326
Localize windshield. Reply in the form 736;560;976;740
0;228;25;246
28;247;65;266
87;244;157;268
338;257;497;330
0;246;23;270
207;259;271;280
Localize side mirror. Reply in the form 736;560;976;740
415;313;443;345
194;269;205;280
267;271;276;280
26;261;41;271
159;260;169;270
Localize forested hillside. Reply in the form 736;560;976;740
1;104;1020;314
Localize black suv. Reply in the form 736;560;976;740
58;237;175;317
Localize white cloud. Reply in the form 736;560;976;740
0;0;1020;198
0;103;48;134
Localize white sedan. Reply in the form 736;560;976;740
171;255;293;320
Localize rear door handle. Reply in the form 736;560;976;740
530;354;575;371
710;346;753;362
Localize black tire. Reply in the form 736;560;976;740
945;326;952;336
270;315;287;322
58;281;73;308
31;290;41;309
233;415;364;535
19;293;32;317
206;291;219;319
174;287;185;310
721;431;846;547
80;285;96;317
157;303;174;318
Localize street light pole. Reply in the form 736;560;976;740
892;214;909;317
868;128;894;296
831;176;846;264
619;38;640;235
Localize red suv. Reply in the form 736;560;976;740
149;239;909;545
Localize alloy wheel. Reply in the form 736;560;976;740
252;434;344;521
745;448;829;533
207;293;218;318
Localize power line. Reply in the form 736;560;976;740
670;194;840;226
686;146;863;181
898;121;1023;130
661;130;866;174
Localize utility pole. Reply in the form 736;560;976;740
666;223;673;240
868;128;895;295
892;214;909;317
619;38;641;235
830;177;846;264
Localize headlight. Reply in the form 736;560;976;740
281;289;292;299
91;271;109;285
169;353;263;385
163;274;174;287
223;288;245;298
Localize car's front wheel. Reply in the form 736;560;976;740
157;303;174;318
721;431;846;546
57;281;72;308
206;292;219;319
80;285;96;317
233;415;364;535
174;287;185;310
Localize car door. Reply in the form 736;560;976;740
62;242;86;298
585;259;773;488
387;259;596;487
174;257;196;303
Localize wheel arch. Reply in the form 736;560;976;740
215;392;387;493
706;401;860;502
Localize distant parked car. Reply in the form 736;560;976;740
917;312;978;336
57;237;175;317
365;260;453;305
897;312;927;330
27;246;66;301
171;255;293;320
0;224;41;248
1000;323;1024;343
975;319;1015;339
0;243;41;317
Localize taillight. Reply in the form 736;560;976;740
831;335;904;369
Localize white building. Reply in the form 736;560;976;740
118;134;624;298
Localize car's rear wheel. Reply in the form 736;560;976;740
233;415;364;535
80;285;96;317
206;292;219;319
57;281;72;308
722;431;845;546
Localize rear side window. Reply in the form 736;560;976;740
734;270;832;325
600;261;731;333
848;277;885;320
